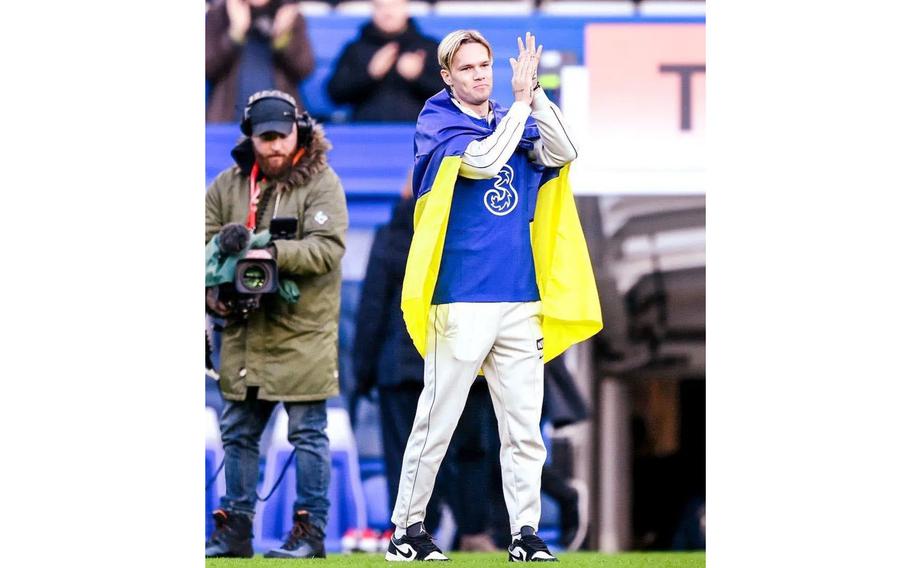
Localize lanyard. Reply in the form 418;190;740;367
245;147;307;230
246;162;263;230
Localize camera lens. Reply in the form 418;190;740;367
240;265;269;290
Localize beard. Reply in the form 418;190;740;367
255;150;295;179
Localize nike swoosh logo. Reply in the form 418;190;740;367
394;543;415;559
509;547;526;561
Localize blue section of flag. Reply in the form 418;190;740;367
410;90;561;304
412;90;541;199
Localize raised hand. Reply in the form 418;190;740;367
368;42;400;80
272;2;299;39
226;0;252;44
509;32;543;105
397;49;427;81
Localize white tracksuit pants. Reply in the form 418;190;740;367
391;301;547;535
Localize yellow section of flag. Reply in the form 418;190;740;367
401;159;602;362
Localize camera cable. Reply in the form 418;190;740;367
204;448;298;502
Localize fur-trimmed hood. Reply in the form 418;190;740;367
229;123;332;187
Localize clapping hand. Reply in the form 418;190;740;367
226;0;252;43
368;42;400;79
272;2;298;39
509;32;542;105
397;49;427;81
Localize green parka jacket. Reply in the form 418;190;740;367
205;126;348;402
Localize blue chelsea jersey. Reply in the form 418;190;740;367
432;151;545;304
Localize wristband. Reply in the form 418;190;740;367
272;31;292;51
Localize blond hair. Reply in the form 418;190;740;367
437;29;492;71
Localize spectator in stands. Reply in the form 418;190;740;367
206;0;315;122
386;30;599;562
204;89;348;559
327;0;443;122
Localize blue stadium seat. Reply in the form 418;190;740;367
205;407;226;539
539;493;561;548
205;124;414;195
361;473;392;531
358;455;386;479
206;123;416;228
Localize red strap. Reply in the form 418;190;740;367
247;148;306;229
246;163;262;230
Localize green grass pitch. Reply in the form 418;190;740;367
206;551;706;567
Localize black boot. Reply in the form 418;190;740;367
205;508;254;558
264;510;326;559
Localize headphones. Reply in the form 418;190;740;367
240;90;315;149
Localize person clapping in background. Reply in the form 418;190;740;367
327;0;443;122
206;0;315;122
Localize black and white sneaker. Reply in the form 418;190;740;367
385;522;449;561
508;526;558;562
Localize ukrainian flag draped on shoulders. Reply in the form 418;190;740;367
401;90;602;363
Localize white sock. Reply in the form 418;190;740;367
394;526;407;539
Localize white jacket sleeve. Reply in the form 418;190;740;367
458;101;531;180
528;88;579;167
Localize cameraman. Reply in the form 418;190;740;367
204;89;348;558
